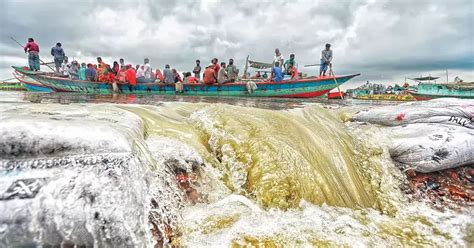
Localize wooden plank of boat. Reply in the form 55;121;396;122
12;66;360;98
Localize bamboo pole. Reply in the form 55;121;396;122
10;36;55;72
329;63;344;99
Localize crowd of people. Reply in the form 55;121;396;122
23;38;334;87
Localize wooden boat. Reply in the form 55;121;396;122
407;76;474;100
353;94;415;101
13;66;360;98
13;68;56;92
409;83;474;100
327;91;344;99
0;82;26;91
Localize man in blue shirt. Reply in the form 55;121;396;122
85;63;97;81
271;62;283;82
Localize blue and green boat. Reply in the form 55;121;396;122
408;76;474;100
13;66;359;98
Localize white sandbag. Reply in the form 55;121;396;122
388;123;474;173
353;99;474;128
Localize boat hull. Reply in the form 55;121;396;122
12;66;359;98
409;83;474;100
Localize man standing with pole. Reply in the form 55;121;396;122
24;38;40;71
320;43;332;77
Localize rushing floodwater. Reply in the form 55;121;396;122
0;92;472;247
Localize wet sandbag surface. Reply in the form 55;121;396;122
0;104;185;247
351;99;474;172
353;98;474;128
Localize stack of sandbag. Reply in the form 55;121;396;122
352;99;474;173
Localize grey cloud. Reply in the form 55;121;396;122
0;0;472;84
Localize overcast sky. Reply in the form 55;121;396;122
0;0;473;87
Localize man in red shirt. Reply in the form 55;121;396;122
24;38;40;71
125;64;137;92
211;58;220;76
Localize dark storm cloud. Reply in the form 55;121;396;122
0;0;472;86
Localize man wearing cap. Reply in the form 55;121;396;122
320;43;333;77
51;42;65;73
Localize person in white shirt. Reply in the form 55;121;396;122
142;58;153;80
60;56;70;76
136;65;147;83
273;48;284;69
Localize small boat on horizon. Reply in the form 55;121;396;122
12;66;360;98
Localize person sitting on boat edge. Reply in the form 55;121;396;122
155;68;164;82
217;62;227;84
172;68;182;83
284;54;296;74
96;57;110;82
184;72;199;84
163;64;174;84
51;42;65;73
288;64;299;80
78;63;87;80
85;63;97;81
118;66;127;83
203;64;217;84
68;60;80;80
271;62;284;82
24;38;40;71
136;65;147;83
60;56;70;76
125;64;137;91
320;43;332;77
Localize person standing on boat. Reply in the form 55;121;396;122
193;60;201;79
270;62;283;82
284;54;296;74
163;64;174;84
51;43;65;73
273;48;284;69
320;43;332;77
24;38;40;71
119;58;125;69
211;58;220;75
225;58;239;82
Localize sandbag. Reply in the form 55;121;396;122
388;123;474;173
353;99;474;128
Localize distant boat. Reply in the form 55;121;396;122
13;66;360;98
352;94;415;101
0;81;26;91
407;76;474;100
327;91;344;99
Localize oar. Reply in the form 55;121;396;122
329;64;344;100
10;36;55;72
304;63;321;67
